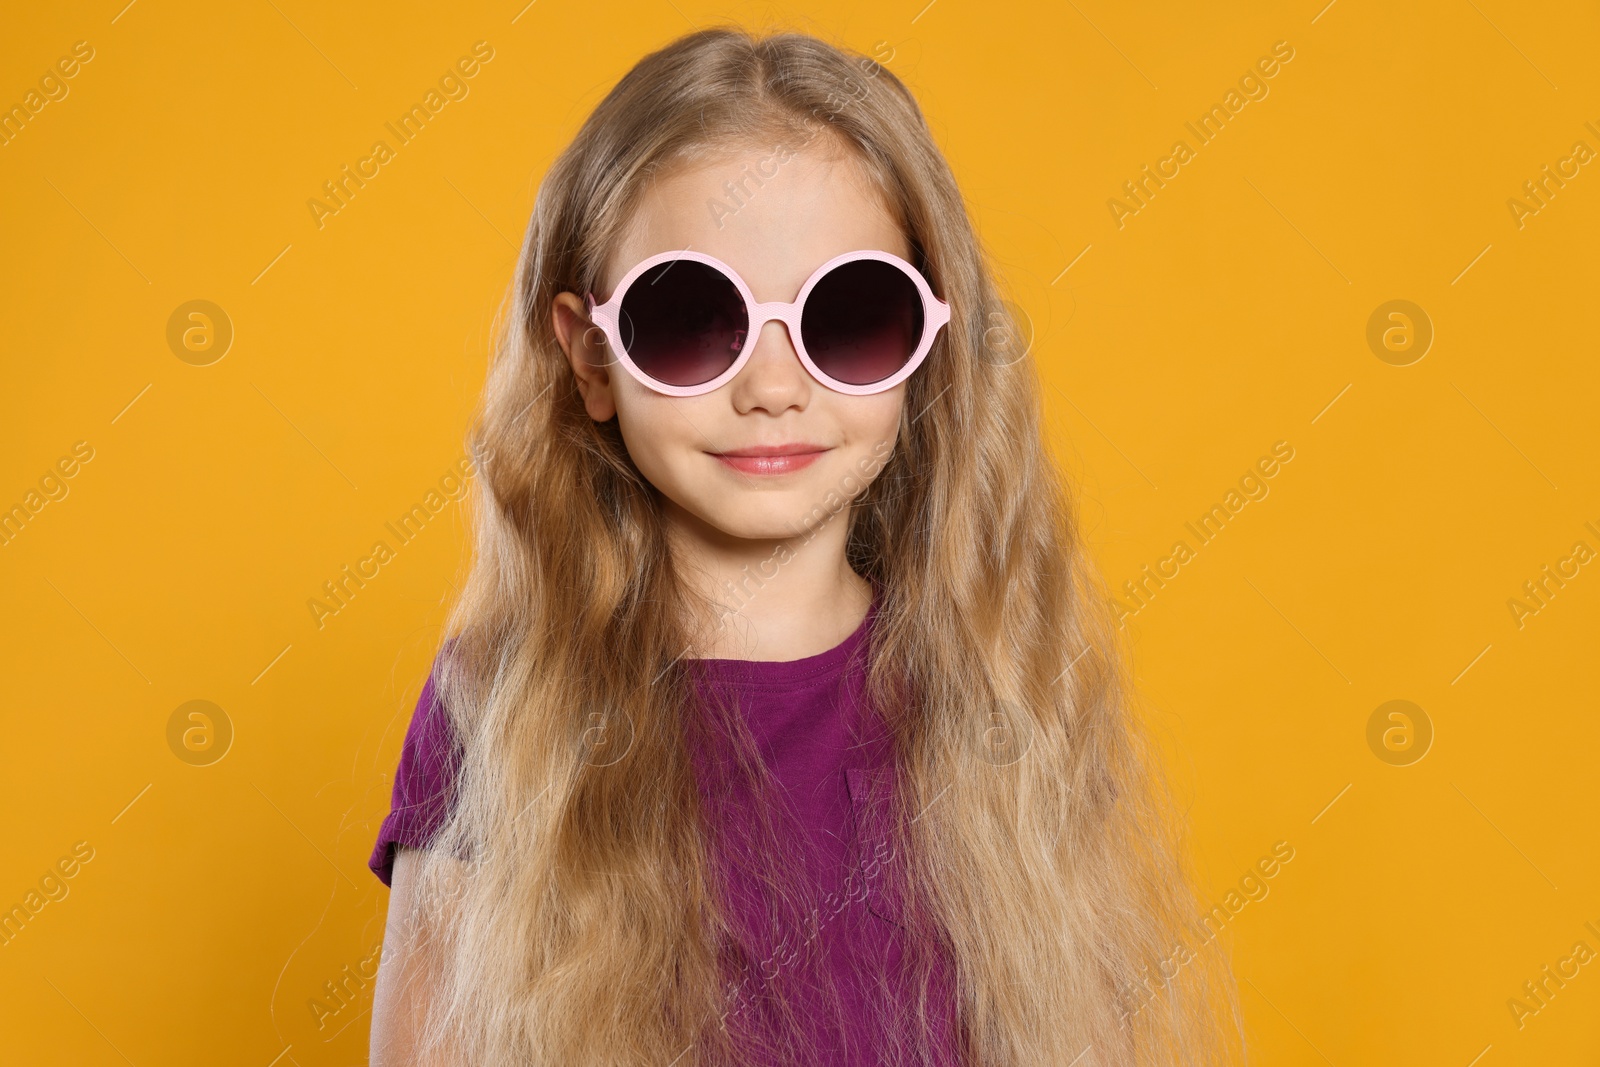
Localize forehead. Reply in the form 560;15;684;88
600;138;911;301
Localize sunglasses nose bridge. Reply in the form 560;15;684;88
740;299;804;348
747;299;801;323
730;300;823;395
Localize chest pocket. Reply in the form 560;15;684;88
844;766;909;931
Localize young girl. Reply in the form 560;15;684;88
367;27;1242;1067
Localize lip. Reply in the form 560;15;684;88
709;443;830;475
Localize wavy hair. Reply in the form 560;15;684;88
402;25;1243;1067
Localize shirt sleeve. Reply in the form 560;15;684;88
367;660;463;887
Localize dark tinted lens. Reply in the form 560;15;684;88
801;260;924;386
617;260;748;387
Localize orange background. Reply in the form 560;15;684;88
2;1;1597;1063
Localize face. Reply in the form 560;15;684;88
552;139;912;545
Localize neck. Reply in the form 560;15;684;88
666;501;873;662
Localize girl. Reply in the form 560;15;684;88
367;27;1242;1067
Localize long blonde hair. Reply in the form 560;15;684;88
406;25;1243;1066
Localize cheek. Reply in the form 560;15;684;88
811;392;903;497
612;390;710;486
837;389;905;447
832;385;908;435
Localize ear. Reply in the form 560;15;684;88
551;292;617;422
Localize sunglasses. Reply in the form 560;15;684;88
583;249;950;397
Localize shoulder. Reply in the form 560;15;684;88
367;646;465;886
396;648;464;792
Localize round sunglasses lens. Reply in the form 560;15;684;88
617;260;748;388
801;260;925;387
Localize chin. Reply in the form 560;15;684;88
712;514;813;543
694;500;828;543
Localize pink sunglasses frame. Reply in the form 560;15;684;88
582;248;951;397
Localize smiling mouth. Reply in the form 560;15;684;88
708;444;830;475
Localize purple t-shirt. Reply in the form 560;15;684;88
368;599;960;1065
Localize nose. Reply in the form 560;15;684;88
728;317;812;415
